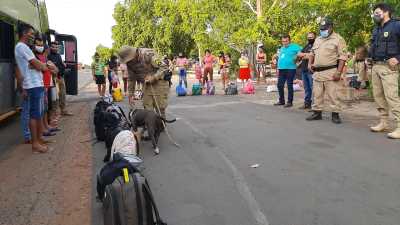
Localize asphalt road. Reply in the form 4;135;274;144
90;86;400;225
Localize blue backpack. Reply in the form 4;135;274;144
176;81;187;96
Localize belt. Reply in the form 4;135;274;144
313;65;337;72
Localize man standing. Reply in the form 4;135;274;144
91;52;107;97
274;35;302;108
48;41;72;116
306;17;348;124
298;32;316;109
117;46;171;118
369;3;400;139
14;24;55;153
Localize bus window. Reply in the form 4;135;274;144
0;21;15;61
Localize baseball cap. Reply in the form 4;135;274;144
319;17;333;30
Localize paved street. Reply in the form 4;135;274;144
89;77;400;225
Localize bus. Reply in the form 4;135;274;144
0;0;78;121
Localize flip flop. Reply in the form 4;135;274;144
43;131;56;137
49;127;61;132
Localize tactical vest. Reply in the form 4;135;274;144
371;19;400;60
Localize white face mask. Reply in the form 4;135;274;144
35;46;44;53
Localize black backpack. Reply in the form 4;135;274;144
94;100;112;141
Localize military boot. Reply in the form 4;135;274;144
387;124;400;139
306;111;322;121
331;112;342;124
370;118;390;132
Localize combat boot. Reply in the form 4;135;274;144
370;119;389;132
331;112;342;124
387;124;400;139
306;111;322;121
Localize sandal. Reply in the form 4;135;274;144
43;131;56;137
32;145;48;154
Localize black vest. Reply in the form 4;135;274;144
370;19;400;61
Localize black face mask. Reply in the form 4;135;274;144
373;14;384;24
307;39;315;44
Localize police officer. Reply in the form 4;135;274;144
117;46;171;118
369;3;400;139
306;17;348;124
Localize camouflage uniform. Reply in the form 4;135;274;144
117;46;170;118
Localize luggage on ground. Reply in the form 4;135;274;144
176;80;187;97
94;100;113;141
225;82;238;95
98;154;166;225
206;81;215;95
112;88;123;102
192;83;202;96
242;80;255;94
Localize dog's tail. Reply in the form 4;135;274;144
160;117;177;123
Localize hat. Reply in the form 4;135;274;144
117;46;138;63
319;17;333;30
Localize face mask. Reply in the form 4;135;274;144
308;39;315;44
35;46;44;53
320;30;329;38
373;14;383;24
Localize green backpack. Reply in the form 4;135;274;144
192;83;202;96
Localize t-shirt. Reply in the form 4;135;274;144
203;55;214;69
36;54;52;88
278;43;302;70
299;43;314;71
176;57;188;68
239;57;249;68
92;61;106;76
15;42;44;89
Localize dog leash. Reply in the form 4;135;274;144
149;83;181;148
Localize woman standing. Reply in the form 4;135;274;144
202;49;215;86
256;46;267;84
218;52;227;90
238;51;251;88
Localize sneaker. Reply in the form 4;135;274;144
284;103;293;108
273;102;285;106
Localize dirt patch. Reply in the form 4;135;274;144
0;102;92;225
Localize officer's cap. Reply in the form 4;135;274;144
319;17;334;30
117;46;138;64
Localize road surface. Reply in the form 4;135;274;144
89;82;400;225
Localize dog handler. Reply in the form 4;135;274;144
117;46;171;118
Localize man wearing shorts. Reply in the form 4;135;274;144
91;53;106;97
15;24;56;153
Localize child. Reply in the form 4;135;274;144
194;58;203;84
238;51;251;88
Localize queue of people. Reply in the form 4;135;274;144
14;23;73;153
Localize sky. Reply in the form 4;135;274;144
46;0;120;64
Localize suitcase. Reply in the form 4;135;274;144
225;82;238;95
102;172;166;225
192;84;202;96
176;81;187;97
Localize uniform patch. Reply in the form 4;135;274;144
384;32;389;37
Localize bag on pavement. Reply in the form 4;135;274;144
94;100;113;141
225;82;238;95
242;80;255;94
176;80;187;97
192;83;202;96
98;154;166;225
112;88;123;102
206;81;215;95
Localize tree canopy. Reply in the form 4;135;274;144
110;0;400;59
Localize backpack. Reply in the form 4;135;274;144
98;154;166;225
94;100;113;141
192;83;202;96
206;81;215;95
176;81;187;96
242;80;255;94
225;82;238;95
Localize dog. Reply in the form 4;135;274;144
128;108;176;154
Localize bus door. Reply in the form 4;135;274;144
0;20;17;115
56;34;78;95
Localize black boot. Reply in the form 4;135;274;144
306;111;322;121
331;112;342;124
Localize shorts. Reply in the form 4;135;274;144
256;64;266;73
26;87;44;119
95;75;106;84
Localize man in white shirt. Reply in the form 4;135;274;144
14;24;56;153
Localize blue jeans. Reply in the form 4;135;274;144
21;97;31;141
277;69;296;104
302;70;313;104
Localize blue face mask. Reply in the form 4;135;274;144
320;29;329;38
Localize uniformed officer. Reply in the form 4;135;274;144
369;3;400;139
306;17;348;124
117;46;171;118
